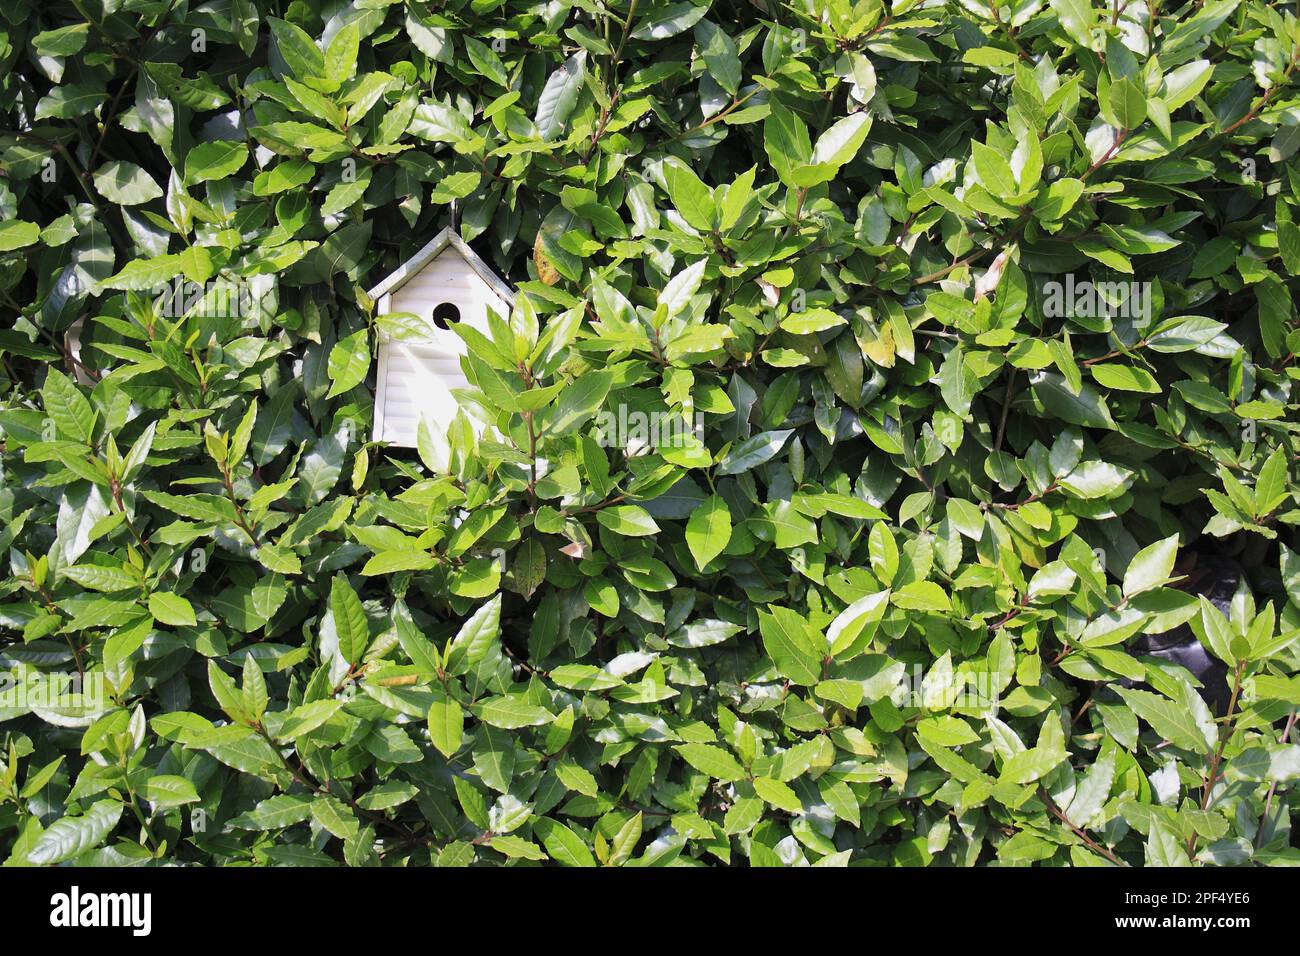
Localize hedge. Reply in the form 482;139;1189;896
1;0;1298;868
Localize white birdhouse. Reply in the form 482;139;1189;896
367;227;515;447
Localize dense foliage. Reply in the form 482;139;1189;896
1;0;1299;868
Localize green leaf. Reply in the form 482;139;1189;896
242;654;268;722
270;700;345;741
33;23;90;57
41;369;96;444
99;254;185;292
1049;0;1099;48
472;696;553;729
971;141;1017;198
409;102;474;144
764;101;811;187
533;818;596;866
1064;751;1115;828
144;775;200;808
0;220;41;252
791;112;873;187
548;370;613;436
694;19;741;95
998;745;1065;784
758;606;822;685
1255;446;1289;516
535;52;586;141
658;258;708;317
268;17;325;80
326;329;370;398
686;494;732;570
595;505;660;537
675;743;746;782
918;715;980;748
1059;460;1134;499
324;21;360;85
1089;364;1160;393
1109;76;1147;129
1123;534;1179;597
1161;59;1212;110
630;2;709;39
869;523;899;584
549;665;624;691
1031;372;1115;429
1146;821;1192;867
62;564;138;592
1277;221;1300;277
1114;687;1214;754
1034;178;1084;221
208;660;252;724
661;159;715;232
184;141;248;184
447;593;502;670
253;159;316;196
28;800;122;864
717;429;793;475
149;591;197;627
609;811;643;865
892;581;952;612
428;696;464;758
827;590;890;658
228;794;314;830
93;161;163;205
753;777;803;813
1195;594;1236;665
330;575;370;665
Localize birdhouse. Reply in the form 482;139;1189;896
368;227;515;447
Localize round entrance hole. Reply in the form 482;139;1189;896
432;302;461;330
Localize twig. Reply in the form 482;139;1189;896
1200;660;1245;812
1187;660;1246;856
993;370;1016;452
1040;789;1127;866
1216;52;1298;140
1256;709;1298;849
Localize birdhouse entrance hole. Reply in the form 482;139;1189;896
432;302;460;330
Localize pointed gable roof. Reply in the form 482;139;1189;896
366;227;515;305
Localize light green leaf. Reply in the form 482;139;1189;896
535;52;586;141
326;329;370;398
149;591;197;627
533;818;596;866
93;161;163;205
675;743;746;782
428;696;465;758
41;369;96;444
28;800;122;864
686;494;731;570
717;429;793;476
330;575;370;665
1123;534;1180;597
758;606;822;685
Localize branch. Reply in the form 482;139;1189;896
1040;789;1127;866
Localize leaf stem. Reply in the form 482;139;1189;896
1256;708;1298;849
1040;788;1127;866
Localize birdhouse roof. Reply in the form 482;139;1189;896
367;227;515;305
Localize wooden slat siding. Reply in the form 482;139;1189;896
375;251;510;447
